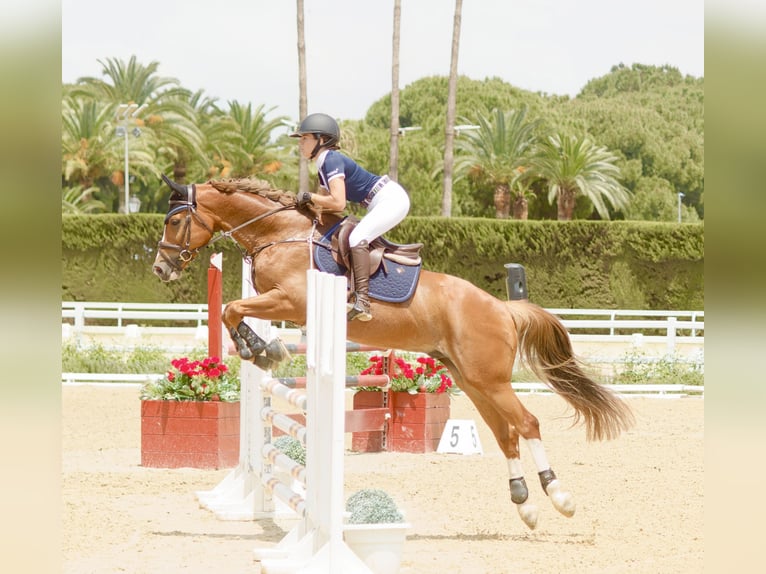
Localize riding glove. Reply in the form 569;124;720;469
297;191;313;207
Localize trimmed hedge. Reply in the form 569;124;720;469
62;214;703;310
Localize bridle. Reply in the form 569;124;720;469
156;182;301;273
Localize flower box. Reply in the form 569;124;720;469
350;391;451;454
387;391;450;453
351;390;386;453
140;400;240;469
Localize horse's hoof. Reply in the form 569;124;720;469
238;347;254;361
547;480;576;517
516;502;539;530
254;355;277;371
265;337;291;363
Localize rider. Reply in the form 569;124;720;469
290;112;411;322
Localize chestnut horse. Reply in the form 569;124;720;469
152;175;633;530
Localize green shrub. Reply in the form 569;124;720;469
273;435;306;466
612;350;704;386
346;489;404;524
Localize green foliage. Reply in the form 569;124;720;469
346;489;404;524
272;354;308;378
62;214;703;310
62;59;702;222
613;350;704;386
62;342;129;373
272;435;306;466
62;343;241;383
272;352;375;379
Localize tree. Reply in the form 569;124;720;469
532;132;631;220
388;0;402;180
185;90;245;182
70;56;204;209
454;107;541;218
226;102;289;177
441;0;463;217
62;185;106;214
296;0;309;193
61;93;120;189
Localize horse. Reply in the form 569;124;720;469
152;175;634;530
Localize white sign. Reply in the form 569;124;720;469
437;419;483;455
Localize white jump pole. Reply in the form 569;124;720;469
256;270;372;573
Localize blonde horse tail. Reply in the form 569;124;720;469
507;301;634;441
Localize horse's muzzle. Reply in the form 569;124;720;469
153;262;178;282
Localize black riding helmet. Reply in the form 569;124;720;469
290;113;340;158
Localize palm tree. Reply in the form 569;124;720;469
61;93;119;188
532;133;631;220
441;0;463;217
389;0;402;180
62;185;106;214
296;0;309;193
226;102;289;178
73;56;204;188
71;56;180;103
62;92;157;212
454;107;541;219
184;90;245;181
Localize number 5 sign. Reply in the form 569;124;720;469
437;419;483;455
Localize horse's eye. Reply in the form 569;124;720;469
170;218;181;227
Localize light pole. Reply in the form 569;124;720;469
677;192;685;223
115;103;147;213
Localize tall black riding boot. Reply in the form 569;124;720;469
348;240;372;322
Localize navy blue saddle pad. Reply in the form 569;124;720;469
313;221;421;303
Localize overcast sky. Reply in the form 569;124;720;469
62;0;704;123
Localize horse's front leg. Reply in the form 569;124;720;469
223;291;300;367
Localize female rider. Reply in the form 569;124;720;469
291;113;410;321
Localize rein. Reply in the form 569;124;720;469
158;184;317;270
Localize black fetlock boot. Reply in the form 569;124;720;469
348;240;372;322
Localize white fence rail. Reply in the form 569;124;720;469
61;301;704;374
61;302;704;396
62;302;703;340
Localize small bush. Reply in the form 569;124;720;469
273;435;306;466
613;350;704;386
346;489;404;524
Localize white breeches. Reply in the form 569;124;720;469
349;181;410;247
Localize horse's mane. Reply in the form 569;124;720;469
209;178;296;206
208;177;327;221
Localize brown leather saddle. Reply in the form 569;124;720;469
312;215;423;303
330;215;422;275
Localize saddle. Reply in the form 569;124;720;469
330;215;423;276
312;215;423;303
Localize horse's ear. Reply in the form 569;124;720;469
161;174;188;197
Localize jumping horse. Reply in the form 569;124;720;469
152;175;634;530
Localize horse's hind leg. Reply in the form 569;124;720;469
466;385;575;526
461;386;540;529
524;437;575;518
